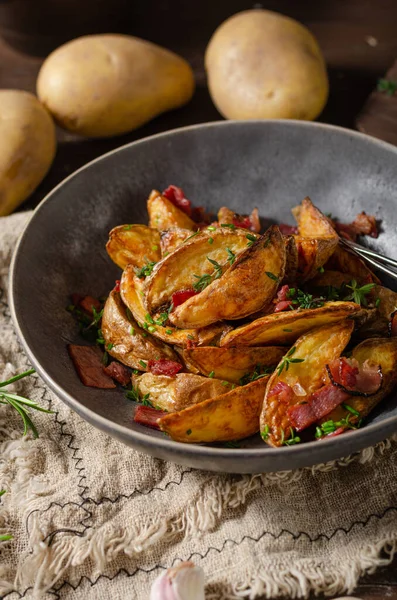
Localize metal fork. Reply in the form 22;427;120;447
339;237;397;281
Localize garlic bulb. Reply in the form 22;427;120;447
150;561;205;600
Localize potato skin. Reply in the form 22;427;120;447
205;9;328;121
0;90;56;216
37;34;195;137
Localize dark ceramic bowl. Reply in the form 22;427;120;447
9;120;397;473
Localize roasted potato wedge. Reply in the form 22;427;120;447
319;337;397;425
325;244;380;284
354;285;397;337
217;206;260;233
101;291;178;369
158;377;269;443
183;346;285;383
160;227;192;255
143;227;253;313
106;224;161;270
260;320;354;447
283;235;299;283
294;235;339;281
221;301;361;347
169;226;286;328
292;196;337;238
309;269;358;289
148;189;196;231
120;264;229;347
135;372;228;412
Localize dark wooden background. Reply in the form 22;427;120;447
1;0;397;597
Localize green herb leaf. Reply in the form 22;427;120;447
208;371;215;378
186;429;192;435
107;343;114;351
377;78;397;96
246;233;257;247
261;424;270;441
135;260;157;279
276;347;304;376
282;427;301;446
239;364;274;386
208;237;214;244
226;247;236;265
343;280;375;307
139;360;147;369
265;271;279;282
123;224;133;230
207;226;217;232
166;329;173;335
375;298;381;308
341;403;360;417
193;273;212;292
221;223;236;230
184;231;200;243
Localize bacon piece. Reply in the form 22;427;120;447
148;359;183;376
113;280;121;293
232;208;260;232
68;344;116;389
327;357;382;395
78;295;101;317
324;427;345;438
103;361;130;385
268;381;293;404
276;285;290;302
162;185;192;216
134;405;168;429
274;300;293;313
279;224;298;235
352;212;378;238
287;402;317;431
171;289;198;308
334;222;358;241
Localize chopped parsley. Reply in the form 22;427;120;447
208;371;215;378
126;387;153;407
135;260;157;279
315;414;361;438
123;224;133;230
208;237;214;244
341;403;360;417
107;343;114;351
261;425;270;441
375;298;381;308
282;427;301;446
276;346;304;376
165;329;173;335
221;223;236;230
207;226;217;231
139;360;147;369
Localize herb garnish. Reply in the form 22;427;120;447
135;260;157;279
139;360;147;369
0;369;53;438
126;387;153;407
246;233;257;247
186;429;192;435
221;223;236;230
265;271;279;282
184;231;200;243
282;427;301;446
261;425;270;441
226;247;236;265
193;257;223;292
239;365;274;386
208;371;215;378
315;414;361;438
276;347;304;376
341;403;360;417
377;78;397;96
287;288;325;310
343;280;375;307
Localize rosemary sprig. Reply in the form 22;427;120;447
0;369;52;438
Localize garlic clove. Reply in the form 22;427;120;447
150;562;205;600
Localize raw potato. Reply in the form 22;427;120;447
183;346;285;383
148;190;196;231
120;264;229;347
260;320;354;447
221;301;361;347
169;226;286;328
0;90;56;216
106;224;161;270
319;337;397;425
37;35;195;138
158;377;269;443
135;372;228;412
205;9;328;121
143;227;253;313
101;290;178;369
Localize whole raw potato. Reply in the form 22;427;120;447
0;90;56;216
205;9;329;121
37;35;195;137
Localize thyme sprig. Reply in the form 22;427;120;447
287;288;325;310
193;257;223;292
0;369;52;438
276;347;304;376
239;365;275;386
343;280;375;307
135;260;157;279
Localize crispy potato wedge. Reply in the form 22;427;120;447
325;244;380;284
309;269;358;289
355;285;397;337
158;377;269;443
148;189;196;231
120;264;229;347
143;227;253;313
292;196;337;238
106;224;161;270
217;206;261;233
294;235;339;281
221;301;361;347
183;346;285;383
260;320;354;447
319;337;397;425
169;226;286;328
160;227;192;255
134;372;228;412
101;291;178;370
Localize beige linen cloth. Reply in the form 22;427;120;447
1;212;397;600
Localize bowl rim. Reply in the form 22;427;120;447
9;119;397;463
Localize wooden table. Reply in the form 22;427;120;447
1;1;396;597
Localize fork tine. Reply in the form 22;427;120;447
342;239;397;269
339;239;397;280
